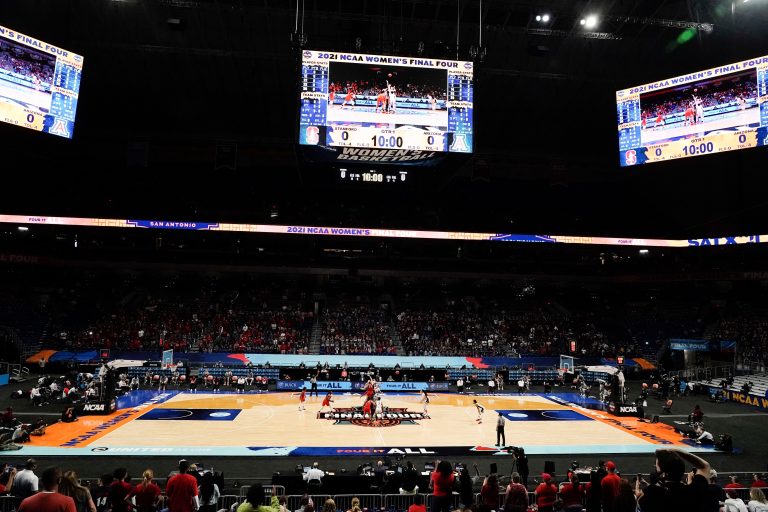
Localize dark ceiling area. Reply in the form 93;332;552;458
0;0;767;239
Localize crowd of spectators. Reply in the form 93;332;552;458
320;304;396;355
0;40;54;88
642;81;755;122
330;81;446;101
707;314;768;368
3;450;767;512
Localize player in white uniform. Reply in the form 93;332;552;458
692;94;704;124
427;94;437;111
737;95;746;111
473;399;485;423
387;82;397;113
421;390;430;413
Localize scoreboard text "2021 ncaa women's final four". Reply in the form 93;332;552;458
617;54;768;166
299;50;473;154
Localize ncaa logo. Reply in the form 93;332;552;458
303;50;312;58
306;126;320;145
625;150;637;165
617;91;625;98
464;62;473;70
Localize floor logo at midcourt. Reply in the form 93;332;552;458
318;407;429;427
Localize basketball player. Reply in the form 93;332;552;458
363;397;374;418
693;93;704;124
427;94;437;111
341;90;356;108
737;94;746;111
684;103;695;126
376;89;387;113
387;82;397;113
189;374;197;393
328;88;336;106
655;111;665;128
298;386;307;411
641;111;647;130
421;390;430;414
473;399;485;423
374;397;384;420
320;391;334;413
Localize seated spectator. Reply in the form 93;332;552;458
726;476;746;489
724;489;749;512
663;399;673;414
748;488;768;512
11;424;30;444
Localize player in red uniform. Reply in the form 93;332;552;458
684;104;695;126
341;91;355;108
376;90;387;113
655;112;665;128
320;391;334;413
328;89;336;106
298;386;307;411
362;398;373;418
641;112;647;130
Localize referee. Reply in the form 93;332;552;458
310;371;319;397
496;412;506;446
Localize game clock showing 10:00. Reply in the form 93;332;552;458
332;126;446;152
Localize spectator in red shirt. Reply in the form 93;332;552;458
166;460;199;512
559;472;586;512
127;469;162;512
752;474;768;489
726;476;745;490
407;494;426;512
480;474;500;509
535;473;558;512
429;461;455;512
504;472;528;512
109;468;133;512
601;461;621;512
18;466;76;512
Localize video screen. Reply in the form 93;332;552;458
0;25;83;139
617;55;768;166
299;50;473;155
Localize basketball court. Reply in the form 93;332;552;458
15;390;714;458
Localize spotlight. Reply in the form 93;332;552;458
581;15;598;29
536;14;550;23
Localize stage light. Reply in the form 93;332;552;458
581;15;598;29
17;226;28;232
639;249;649;255
535;14;550;23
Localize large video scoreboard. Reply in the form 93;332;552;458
299;50;473;156
617;55;768;166
0;25;83;139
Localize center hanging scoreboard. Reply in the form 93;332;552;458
617;54;768;166
299;50;473;155
0;24;83;139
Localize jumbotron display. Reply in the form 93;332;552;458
617;55;768;166
0;25;83;139
299;50;473;154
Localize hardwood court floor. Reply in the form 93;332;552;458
23;391;705;457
